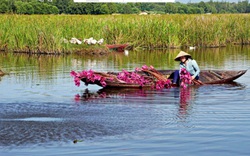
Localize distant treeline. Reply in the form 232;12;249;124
0;0;250;14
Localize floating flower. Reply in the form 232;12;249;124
141;65;149;70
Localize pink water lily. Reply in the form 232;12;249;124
154;79;171;90
100;77;107;87
74;77;80;87
70;69;107;87
180;68;192;88
94;74;101;81
150;65;154;70
78;70;87;78
71;65;172;90
70;71;78;77
135;67;141;72
141;65;149;70
117;69;150;86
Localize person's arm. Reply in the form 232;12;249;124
192;60;200;78
179;63;185;74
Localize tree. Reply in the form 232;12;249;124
52;6;59;14
151;3;165;13
30;1;44;14
132;7;140;14
247;4;250;13
122;3;133;14
237;0;248;13
165;3;178;14
93;3;102;14
15;1;23;14
0;3;8;13
77;3;87;14
52;0;73;14
178;4;189;14
206;4;217;13
22;2;34;14
67;2;77;14
108;3;117;14
100;4;109;14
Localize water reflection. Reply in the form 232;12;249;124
75;86;198;121
168;86;198;120
74;88;147;102
1;46;250;83
179;87;194;115
0;47;250;153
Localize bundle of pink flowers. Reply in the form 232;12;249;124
117;69;151;86
180;68;192;88
137;65;171;90
70;65;191;90
70;70;107;87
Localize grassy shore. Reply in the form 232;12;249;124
0;14;250;54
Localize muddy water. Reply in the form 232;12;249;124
0;46;250;156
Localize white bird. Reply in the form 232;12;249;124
70;38;82;44
189;46;196;50
69;38;76;44
86;37;94;45
97;38;104;45
63;38;69;43
124;50;129;56
91;39;97;45
83;38;88;43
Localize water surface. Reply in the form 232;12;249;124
0;46;250;155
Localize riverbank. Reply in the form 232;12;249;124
0;14;250;54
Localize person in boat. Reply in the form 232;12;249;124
172;51;200;85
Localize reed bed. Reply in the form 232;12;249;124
0;14;250;54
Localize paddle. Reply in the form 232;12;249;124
192;79;204;85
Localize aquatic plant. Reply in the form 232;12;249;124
136;65;171;90
70;70;107;87
180;68;192;88
71;65;172;90
1;14;250;53
117;69;151;86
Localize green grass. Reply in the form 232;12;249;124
0;14;250;53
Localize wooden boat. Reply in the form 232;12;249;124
106;43;129;52
81;70;247;88
158;70;247;84
0;69;5;77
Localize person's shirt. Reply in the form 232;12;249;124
179;58;200;78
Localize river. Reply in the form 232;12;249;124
0;46;250;156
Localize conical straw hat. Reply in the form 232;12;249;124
174;51;191;61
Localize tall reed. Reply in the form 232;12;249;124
0;14;250;53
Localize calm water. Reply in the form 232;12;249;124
0;46;250;156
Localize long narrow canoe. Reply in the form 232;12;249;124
158;69;247;85
81;70;247;88
106;44;129;52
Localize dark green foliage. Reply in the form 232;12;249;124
0;0;250;14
